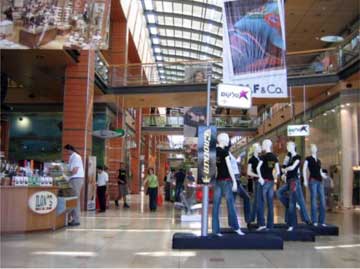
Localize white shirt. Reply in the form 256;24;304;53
166;172;172;183
97;171;109;186
229;152;240;175
68;152;85;179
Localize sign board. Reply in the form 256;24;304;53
28;191;58;214
217;84;252;109
287;124;310;137
197;126;217;184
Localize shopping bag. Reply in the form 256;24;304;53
157;194;163;206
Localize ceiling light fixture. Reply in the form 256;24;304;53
320;35;344;43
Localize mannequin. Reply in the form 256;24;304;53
256;139;280;231
247;143;262;224
212;133;244;236
278;141;309;231
303;144;327;226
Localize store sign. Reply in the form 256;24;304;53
28;191;58;214
287;124;310;137
217;84;252;109
198;126;217;184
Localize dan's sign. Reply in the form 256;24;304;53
28;191;58;214
287;124;310;137
217;84;252;109
198;126;217;184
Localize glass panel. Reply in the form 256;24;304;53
191;43;199;50
175;41;182;47
192;20;201;30
165;17;173;25
183;19;192;28
183;41;190;48
183;4;193;16
193;6;203;18
166;29;174;36
163;1;173;12
173;2;182;14
174;17;182;27
167;40;175;47
175;30;182;38
147;14;156;24
183;31;190;39
159;28;166;36
155;1;163;12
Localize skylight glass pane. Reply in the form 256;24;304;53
193;6;202;18
166;29;174;36
183;51;190;57
191;52;198;58
158;16;165;24
144;0;154;11
191;43;199;50
192;20;201;30
174;30;182;37
162;49;169;54
183;19;191;28
155;1;163;12
152;37;160;44
154;47;161;53
163;1;173;12
183;4;192;16
150;26;157;35
160;39;167;45
159;28;166;35
147;14;156;23
183;41;190;48
174;2;182;14
183;31;190;39
174;17;182;27
165;17;173;25
216;40;222;47
191;33;200;41
167;40;175;47
175;41;182;47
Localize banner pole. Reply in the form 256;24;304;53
201;63;212;237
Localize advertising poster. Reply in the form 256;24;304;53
222;0;288;98
0;0;110;49
197;126;217;184
183;107;207;138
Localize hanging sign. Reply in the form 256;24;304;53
222;0;288;98
287;124;310;137
217;84;252;109
198;126;217;184
28;191;58;214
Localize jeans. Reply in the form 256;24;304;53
257;181;274;228
148;187;158;211
97;185;107;211
309;180;326;224
165;182;171;201
175;184;184;202
250;181;260;222
212;180;240;234
69;178;84;223
277;179;311;226
233;179;251;223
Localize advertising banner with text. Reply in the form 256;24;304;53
197;126;217;184
223;0;288;98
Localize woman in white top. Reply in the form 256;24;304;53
64;144;85;226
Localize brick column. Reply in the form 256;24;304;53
144;134;150;175
130;108;142;194
0;118;10;159
62;50;95;210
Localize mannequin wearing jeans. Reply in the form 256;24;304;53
256;139;280;231
247;143;261;224
279;142;310;231
303;144;327;226
277;152;311;226
212;133;244;236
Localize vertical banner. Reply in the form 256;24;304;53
87;156;97;211
197;126;217;184
223;0;288;98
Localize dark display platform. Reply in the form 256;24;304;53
221;228;316;242
172;232;283;250
248;223;339;236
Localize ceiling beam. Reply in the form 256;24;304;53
152;0;222;12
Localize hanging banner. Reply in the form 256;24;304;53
222;0;288;98
197;126;217;184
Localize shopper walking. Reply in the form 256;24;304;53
143;168;158;211
164;169;173;201
174;168;186;202
64;144;84;226
96;166;108;213
115;164;130;208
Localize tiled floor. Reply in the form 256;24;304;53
1;192;360;268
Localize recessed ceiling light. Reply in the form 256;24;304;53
346;103;350;106
331;109;336;112
323;113;327;116
320;35;344;43
341;104;345;108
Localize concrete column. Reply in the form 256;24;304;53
340;105;358;208
130;108;142;194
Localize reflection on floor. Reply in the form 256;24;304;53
1;192;360;268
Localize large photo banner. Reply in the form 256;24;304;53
0;0;110;49
222;0;288;98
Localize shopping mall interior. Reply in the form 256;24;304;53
0;0;360;268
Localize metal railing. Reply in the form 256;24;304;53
95;30;359;88
142;114;258;129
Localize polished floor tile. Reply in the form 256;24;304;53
1;193;359;268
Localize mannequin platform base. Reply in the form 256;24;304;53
172;232;283;250
249;223;339;236
221;228;315;242
180;214;201;222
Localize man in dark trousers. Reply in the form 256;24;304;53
174;168;186;202
115;164;130;208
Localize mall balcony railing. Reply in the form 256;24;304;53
142;114;257;129
95;30;359;89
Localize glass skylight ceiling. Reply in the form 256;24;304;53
141;0;223;82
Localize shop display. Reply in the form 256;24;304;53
0;0;110;49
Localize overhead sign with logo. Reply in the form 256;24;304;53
222;0;288;99
28;191;58;214
287;124;310;137
217;84;252;109
198;126;217;184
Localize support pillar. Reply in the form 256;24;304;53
130;108;142;194
62;50;95;210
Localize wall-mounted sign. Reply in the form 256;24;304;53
28;191;58;214
217;84;252;109
198;126;217;184
287;124;310;137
